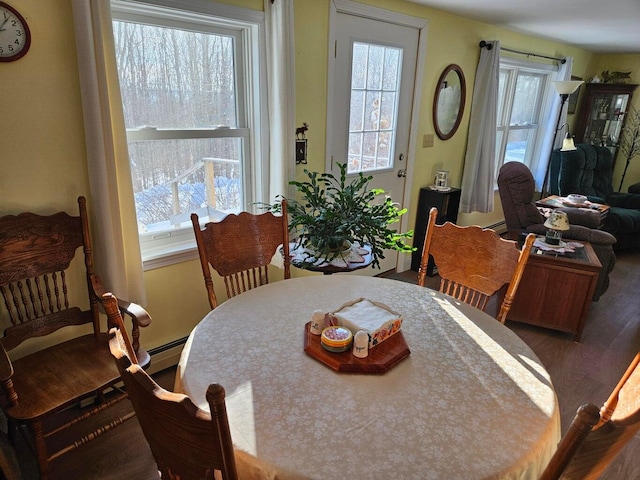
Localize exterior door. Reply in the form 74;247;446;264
328;8;422;273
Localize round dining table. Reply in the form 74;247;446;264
175;275;560;480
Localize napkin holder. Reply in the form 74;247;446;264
329;298;403;349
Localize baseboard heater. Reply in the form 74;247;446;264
486;221;507;235
146;336;189;375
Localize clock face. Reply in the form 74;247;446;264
0;2;30;62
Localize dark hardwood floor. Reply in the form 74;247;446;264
5;250;640;479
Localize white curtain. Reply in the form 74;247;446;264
533;57;574;190
264;0;296;203
71;0;146;304
460;40;500;213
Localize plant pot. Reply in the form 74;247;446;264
307;236;352;258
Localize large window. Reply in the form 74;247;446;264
495;58;555;181
111;0;265;266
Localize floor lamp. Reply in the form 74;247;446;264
541;80;584;198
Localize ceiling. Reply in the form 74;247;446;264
407;0;640;54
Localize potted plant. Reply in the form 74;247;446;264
266;163;413;268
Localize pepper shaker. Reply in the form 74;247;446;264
353;330;369;358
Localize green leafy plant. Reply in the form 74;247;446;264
266;163;413;269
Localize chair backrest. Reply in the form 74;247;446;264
191;200;290;309
417;207;535;323
550;144;614;200
108;318;239;479
497;161;546;240
540;352;640;480
0;196;99;351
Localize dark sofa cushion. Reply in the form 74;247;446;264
607;192;640;209
604;206;640;234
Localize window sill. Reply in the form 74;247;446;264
142;242;199;271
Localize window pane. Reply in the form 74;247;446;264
510;73;543;126
113;20;238;129
497;70;508;125
347;42;401;174
130;138;243;233
349;90;364;131
505;128;535;164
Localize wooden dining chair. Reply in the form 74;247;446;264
417;207;535;323
191;199;291;309
104;292;239;480
0;196;152;479
540;351;640;479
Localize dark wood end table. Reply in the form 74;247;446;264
288;242;373;275
507;239;602;341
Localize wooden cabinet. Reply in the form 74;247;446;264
508;241;602;341
411;187;461;274
574;83;638;164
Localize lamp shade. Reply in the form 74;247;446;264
552;80;584;95
544;211;570;231
560;132;577;151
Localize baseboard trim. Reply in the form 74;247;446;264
146;336;188;375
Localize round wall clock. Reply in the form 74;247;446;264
0;2;30;62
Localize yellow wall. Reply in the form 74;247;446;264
3;0;639;355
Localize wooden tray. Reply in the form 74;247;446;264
303;322;410;374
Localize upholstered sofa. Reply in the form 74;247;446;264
550;143;640;249
498;161;616;301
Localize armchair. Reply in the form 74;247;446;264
498;161;616;301
550;143;640;249
0;197;152;479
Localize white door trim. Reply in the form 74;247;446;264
327;0;429;272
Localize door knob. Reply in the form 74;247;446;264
397;169;407;178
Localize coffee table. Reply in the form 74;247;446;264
507;239;602;341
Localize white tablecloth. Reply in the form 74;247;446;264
175;275;560;480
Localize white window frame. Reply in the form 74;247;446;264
110;0;268;270
495;57;557;184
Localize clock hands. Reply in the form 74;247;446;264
0;13;9;32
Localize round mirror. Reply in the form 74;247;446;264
433;64;466;140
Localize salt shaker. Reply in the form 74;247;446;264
310;309;325;335
353;330;369;358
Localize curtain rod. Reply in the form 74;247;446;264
479;40;566;64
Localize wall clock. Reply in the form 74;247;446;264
0;2;30;62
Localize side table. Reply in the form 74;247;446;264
507;239;602;341
288;242;373;275
411;187;462;274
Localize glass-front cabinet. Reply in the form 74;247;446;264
574;83;638;164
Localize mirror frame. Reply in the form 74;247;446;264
433;64;466;140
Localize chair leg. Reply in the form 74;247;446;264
30;420;50;480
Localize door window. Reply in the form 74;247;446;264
348;42;402;174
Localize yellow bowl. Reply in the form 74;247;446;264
321;326;353;352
